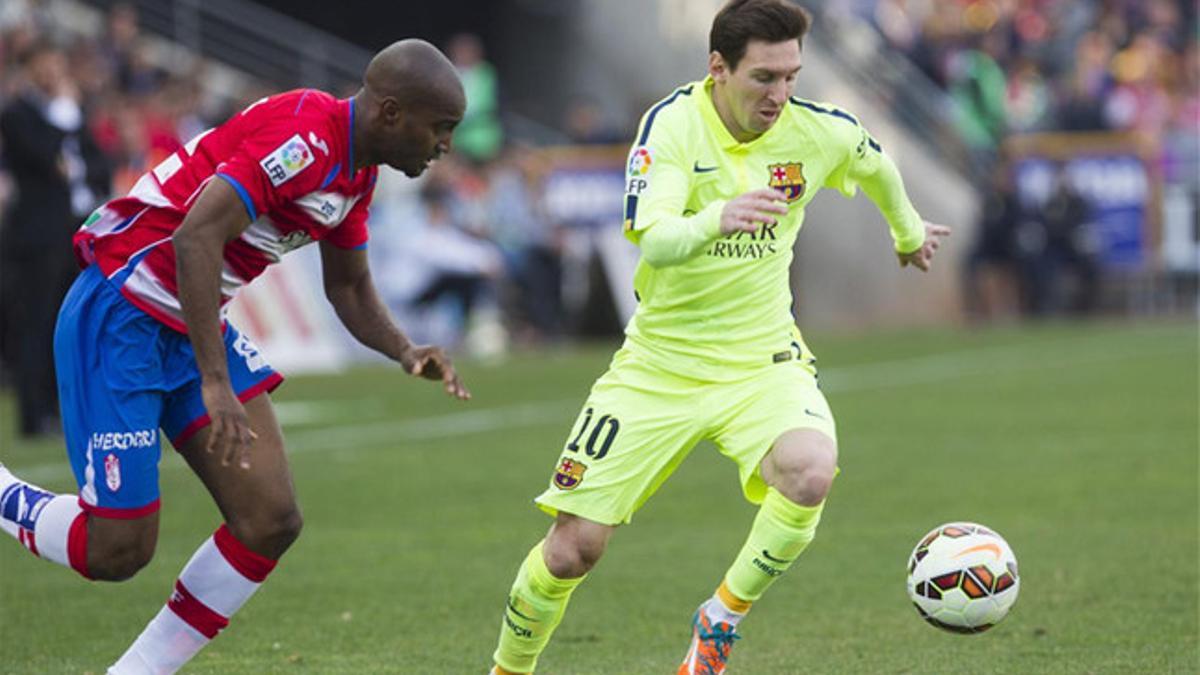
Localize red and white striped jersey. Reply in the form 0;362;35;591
74;89;377;333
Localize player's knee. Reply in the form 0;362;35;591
791;465;834;506
544;541;600;579
767;433;837;506
544;521;608;578
266;507;304;550
229;505;303;560
771;453;836;506
89;536;156;582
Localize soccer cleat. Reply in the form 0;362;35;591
678;609;741;675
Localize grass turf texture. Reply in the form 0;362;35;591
0;320;1196;674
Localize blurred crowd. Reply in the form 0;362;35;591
865;0;1197;148
853;0;1199;320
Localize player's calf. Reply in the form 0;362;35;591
492;514;613;674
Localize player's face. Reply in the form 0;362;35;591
381;98;463;178
711;39;802;138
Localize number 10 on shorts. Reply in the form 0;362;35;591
565;407;621;460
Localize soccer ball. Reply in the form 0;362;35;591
906;522;1020;634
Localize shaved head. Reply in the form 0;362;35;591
364;39;465;112
354;39;466;177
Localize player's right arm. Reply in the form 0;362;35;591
173;178;256;469
820;108;950;271
622;102;785;268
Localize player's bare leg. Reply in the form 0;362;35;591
175;393;302;559
109;393;298;674
680;429;836;675
491;512;614;674
86;513;160;580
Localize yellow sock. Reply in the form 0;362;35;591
493;541;585;674
716;579;753;614
723;487;824;602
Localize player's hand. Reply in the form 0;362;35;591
200;381;258;470
400;345;471;400
720;189;789;236
898;222;952;272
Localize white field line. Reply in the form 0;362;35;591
7;336;1191;484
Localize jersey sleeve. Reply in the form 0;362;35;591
213;115;336;223
821;106;883;199
324;169;376;250
622;96;725;266
819;105;925;253
622;101;711;239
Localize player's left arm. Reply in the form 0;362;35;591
855;152;950;272
317;241;469;400
835;122;951;272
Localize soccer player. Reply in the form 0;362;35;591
488;2;950;673
0;39;469;673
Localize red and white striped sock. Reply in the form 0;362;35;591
108;525;276;675
0;466;90;577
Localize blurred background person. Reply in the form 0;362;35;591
0;39;110;437
407;175;506;354
962;157;1021;322
486;143;565;344
1036;164;1099;315
448;32;503;164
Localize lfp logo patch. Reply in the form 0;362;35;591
553;458;588;490
628;147;653;176
768;161;806;202
260;134;315;187
280;139;311;170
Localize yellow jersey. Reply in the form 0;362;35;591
620;76;924;379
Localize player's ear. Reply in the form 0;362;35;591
708;51;728;83
379;96;403;125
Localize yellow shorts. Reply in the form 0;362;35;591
535;346;837;525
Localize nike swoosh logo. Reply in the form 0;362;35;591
952;543;1001;560
693;162;718;173
506;599;539;623
804;408;826;420
761;549;791;564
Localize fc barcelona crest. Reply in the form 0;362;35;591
768;162;806;202
553;458;588;490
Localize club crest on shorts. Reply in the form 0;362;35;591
768;161;806;202
104;453;121;491
553;458;588;490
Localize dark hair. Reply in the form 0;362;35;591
709;0;811;71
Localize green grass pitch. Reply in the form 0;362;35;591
1;320;1196;674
